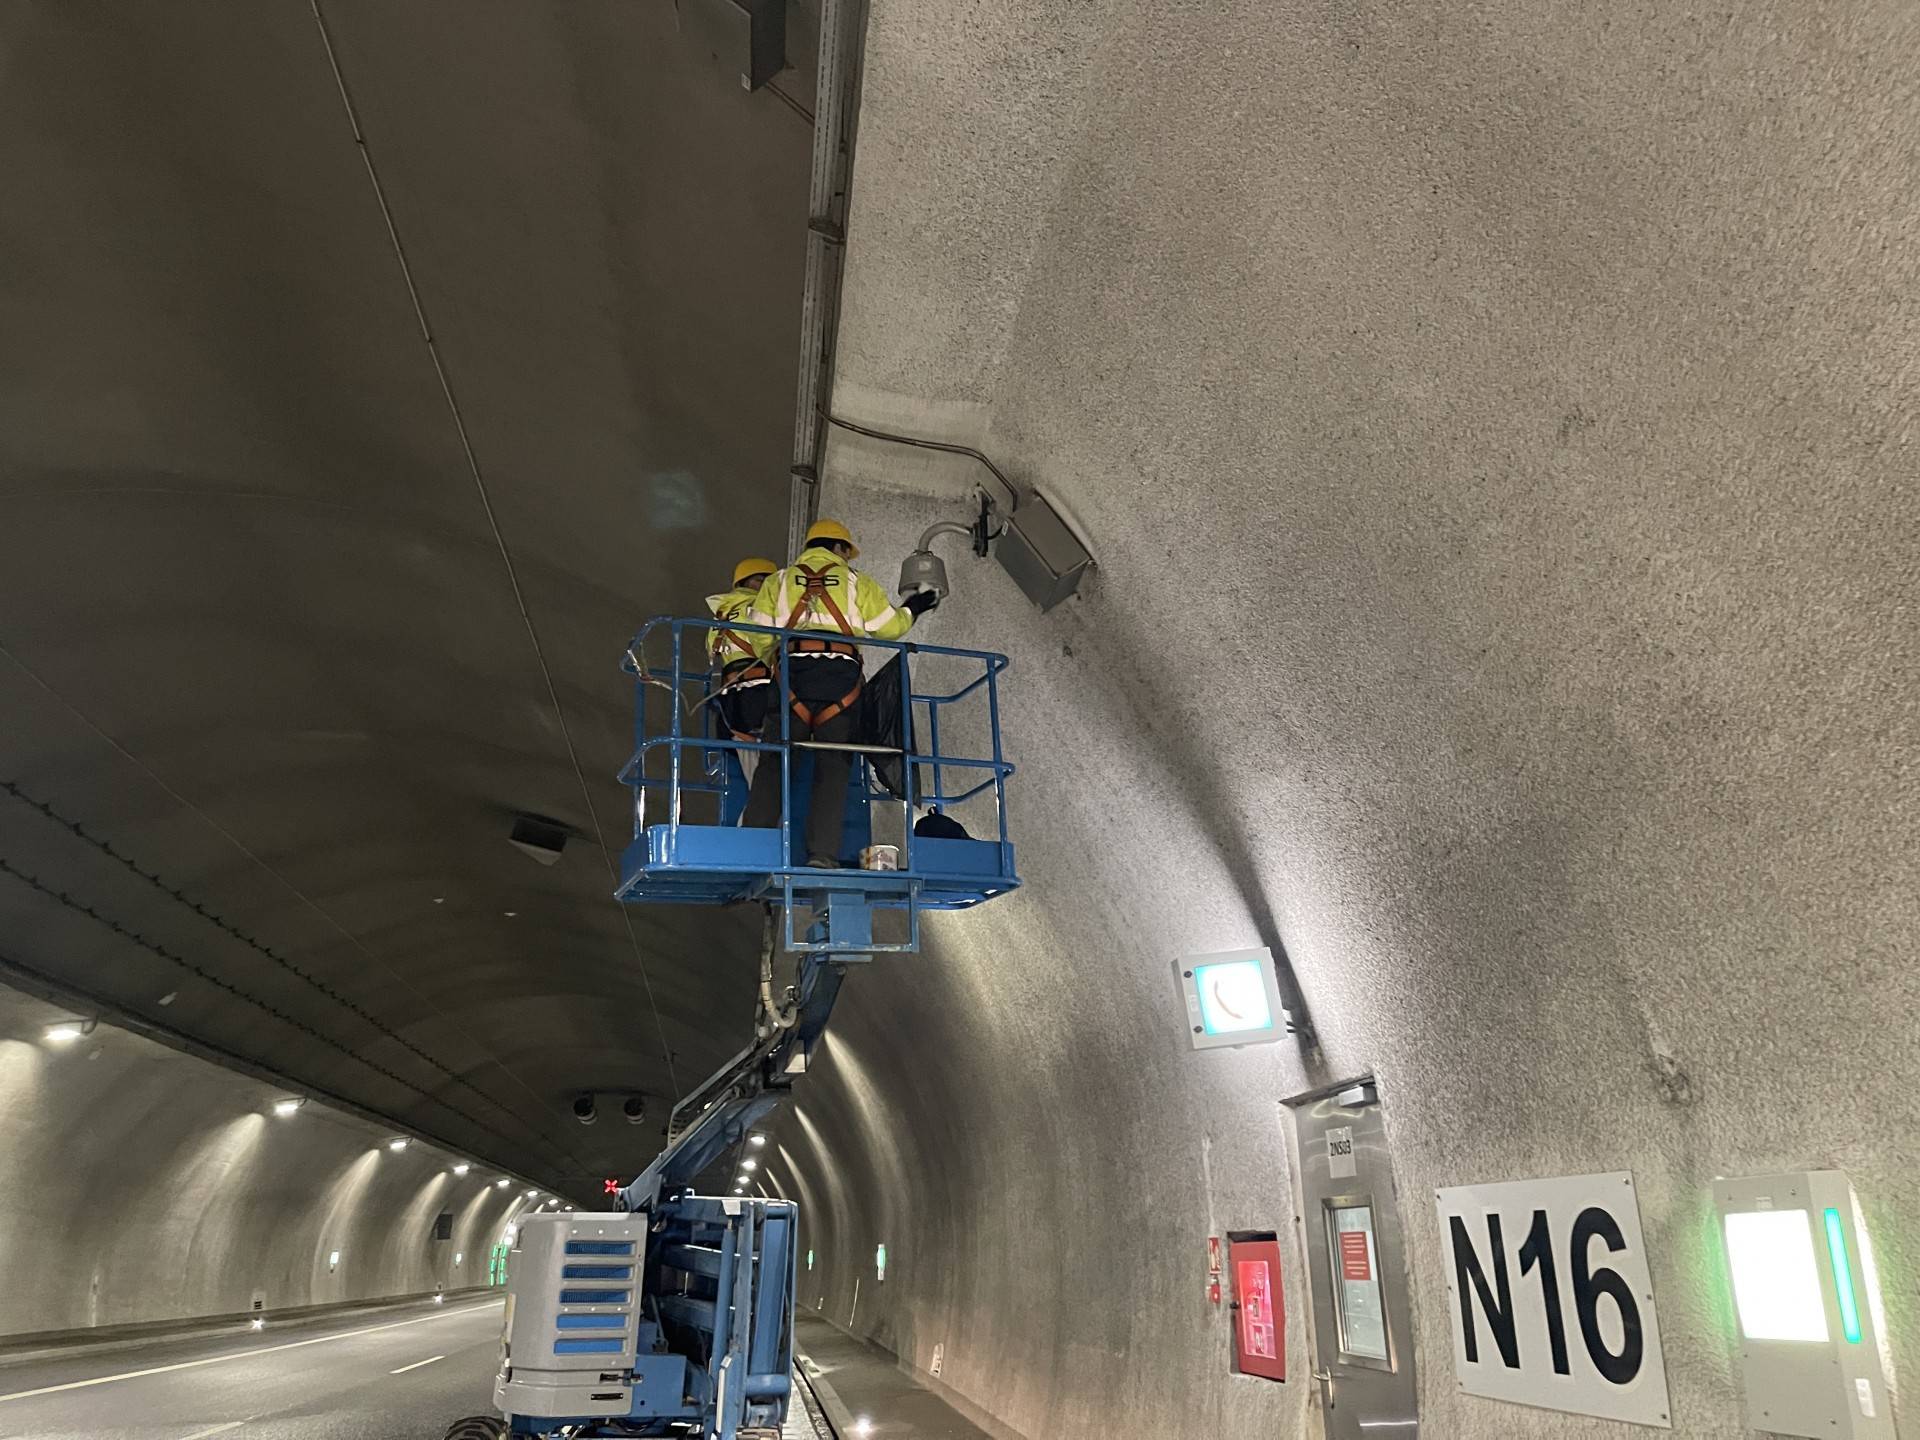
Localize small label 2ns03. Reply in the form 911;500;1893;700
1435;1173;1672;1429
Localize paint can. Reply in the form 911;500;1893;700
860;844;900;871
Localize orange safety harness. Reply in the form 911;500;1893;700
780;561;863;728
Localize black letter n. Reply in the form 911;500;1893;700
1450;1213;1520;1368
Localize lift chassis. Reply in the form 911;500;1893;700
470;616;1018;1439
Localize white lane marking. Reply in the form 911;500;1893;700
388;1355;444;1375
0;1301;500;1405
180;1423;247;1439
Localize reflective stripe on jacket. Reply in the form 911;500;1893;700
747;546;912;659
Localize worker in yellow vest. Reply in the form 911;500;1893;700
742;519;938;866
706;557;778;786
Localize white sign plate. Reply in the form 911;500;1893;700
1436;1172;1671;1428
1327;1125;1357;1180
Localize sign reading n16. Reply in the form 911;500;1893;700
1436;1172;1671;1428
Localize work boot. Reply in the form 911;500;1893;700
806;855;839;869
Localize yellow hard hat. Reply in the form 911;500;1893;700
732;556;777;588
803;518;859;559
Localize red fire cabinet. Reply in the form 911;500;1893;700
1228;1234;1286;1381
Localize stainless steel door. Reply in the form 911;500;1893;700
1287;1079;1421;1440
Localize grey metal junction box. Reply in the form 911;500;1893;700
678;0;785;91
996;492;1092;611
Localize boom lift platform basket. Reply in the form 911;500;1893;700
470;615;1020;1440
615;615;1019;952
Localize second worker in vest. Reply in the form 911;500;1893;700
741;519;939;866
707;556;779;788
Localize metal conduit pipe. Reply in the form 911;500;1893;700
916;519;976;553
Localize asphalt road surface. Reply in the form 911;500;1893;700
0;1297;506;1440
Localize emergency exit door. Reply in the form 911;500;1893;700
1286;1079;1420;1440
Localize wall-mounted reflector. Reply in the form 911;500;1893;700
1724;1209;1827;1342
1174;948;1289;1051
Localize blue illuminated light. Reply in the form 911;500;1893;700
1194;959;1274;1036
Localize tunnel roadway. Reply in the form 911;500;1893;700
0;1296;506;1440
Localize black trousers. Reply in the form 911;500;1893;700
714;669;771;741
743;657;862;863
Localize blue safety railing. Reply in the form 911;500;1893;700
616;616;1019;950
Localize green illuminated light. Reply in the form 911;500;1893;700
807;1248;815;1271
1823;1208;1862;1344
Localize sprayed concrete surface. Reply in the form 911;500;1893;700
771;1;1920;1437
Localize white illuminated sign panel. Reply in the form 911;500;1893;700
1435;1172;1671;1428
1173;948;1288;1051
1723;1209;1828;1343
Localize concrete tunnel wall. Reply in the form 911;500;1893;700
0;981;533;1339
763;1;1919;1437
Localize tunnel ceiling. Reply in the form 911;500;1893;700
0;2;817;1194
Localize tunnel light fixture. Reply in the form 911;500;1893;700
272;1098;305;1118
455;1252;463;1265
387;1138;409;1152
496;1179;511;1189
1715;1171;1891;1438
250;1317;266;1331
741;1158;758;1172
852;1418;873;1438
748;1134;767;1148
452;1163;470;1176
875;1244;887;1281
433;1293;445;1305
524;1188;537;1197
733;1186;745;1195
43;1020;95;1046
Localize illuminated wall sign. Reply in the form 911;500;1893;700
1173;948;1289;1050
1715;1172;1892;1439
1435;1172;1671;1428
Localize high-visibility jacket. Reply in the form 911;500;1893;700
747;546;913;660
704;586;765;669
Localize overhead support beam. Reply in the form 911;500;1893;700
786;0;870;559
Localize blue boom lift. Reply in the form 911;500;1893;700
467;614;1018;1439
